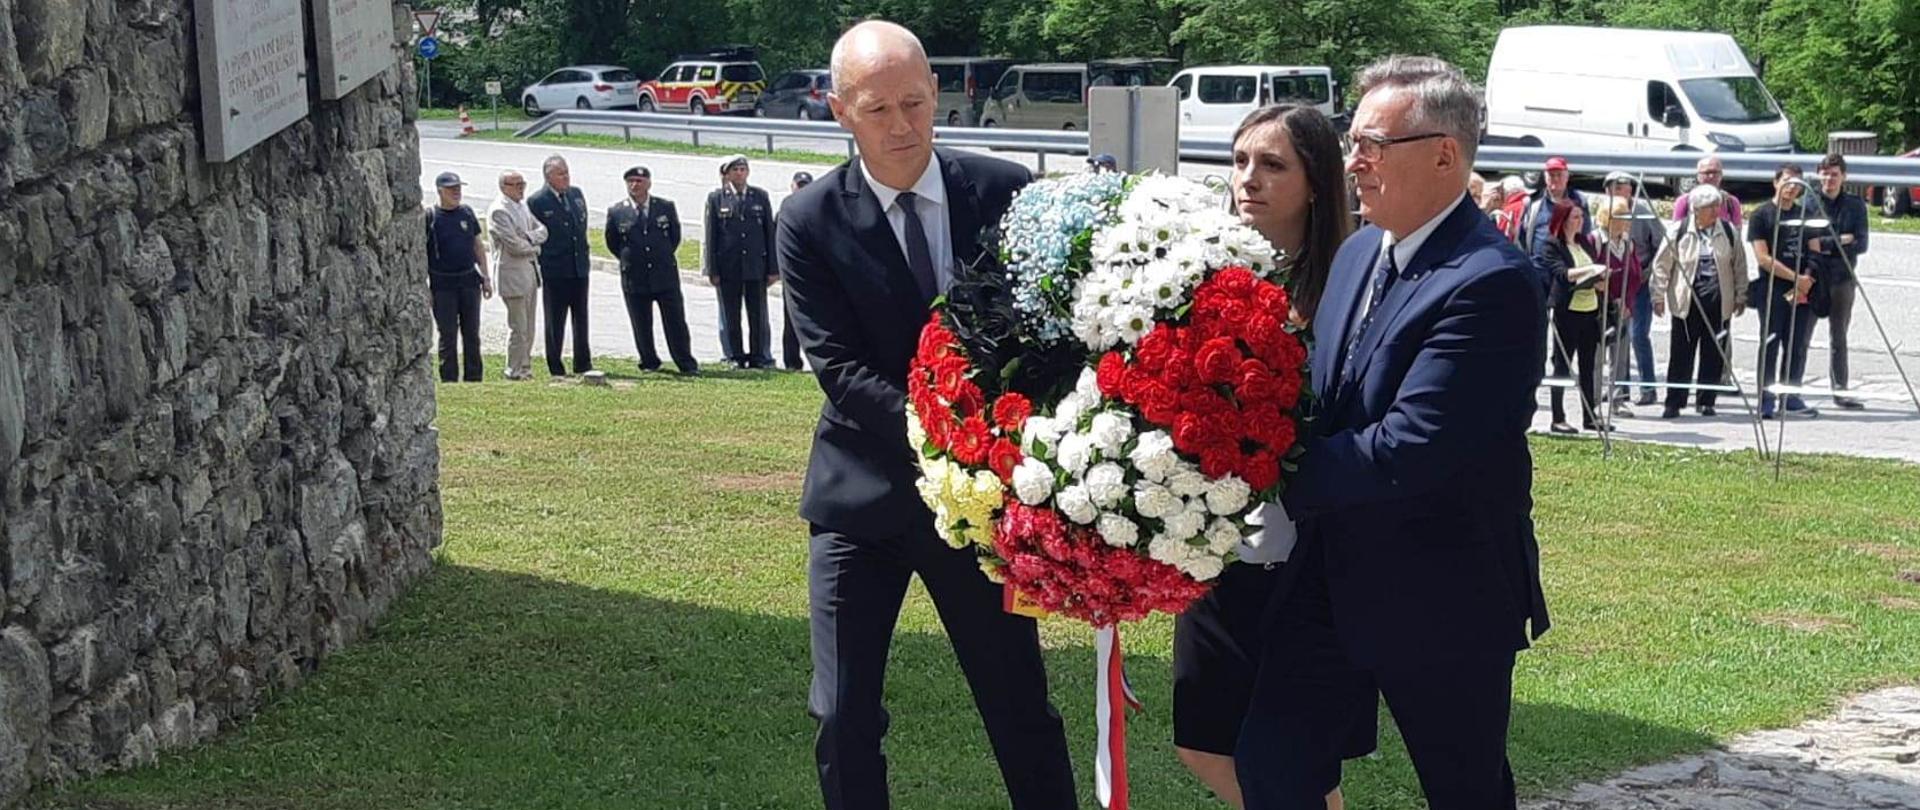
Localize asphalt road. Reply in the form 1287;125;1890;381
417;120;1920;463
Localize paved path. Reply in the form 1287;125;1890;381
1527;687;1920;810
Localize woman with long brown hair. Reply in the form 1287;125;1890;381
1171;103;1370;810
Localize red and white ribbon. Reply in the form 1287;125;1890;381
1093;625;1142;809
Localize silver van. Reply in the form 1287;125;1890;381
978;61;1167;130
930;57;1013;127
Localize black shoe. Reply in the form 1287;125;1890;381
734;360;752;370
1550;421;1579;435
678;365;701;376
1698;405;1717;417
1834;397;1866;410
1635;392;1658;407
1661;407;1681;419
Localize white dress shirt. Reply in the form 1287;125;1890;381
861;156;954;291
1354;197;1460;326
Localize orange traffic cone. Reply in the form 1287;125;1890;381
458;105;476;137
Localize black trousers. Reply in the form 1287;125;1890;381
808;525;1075;810
782;305;805;370
1549;307;1601;426
431;283;483;383
1665;304;1727;411
622;286;698;373
717;279;773;366
543;276;593;376
1236;542;1517;810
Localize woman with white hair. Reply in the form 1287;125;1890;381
1650;183;1750;419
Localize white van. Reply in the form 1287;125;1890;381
1484;26;1792;160
1169;66;1342;137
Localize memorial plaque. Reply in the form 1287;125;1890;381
195;0;310;163
314;0;395;101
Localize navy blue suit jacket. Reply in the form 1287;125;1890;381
1282;196;1552;668
776;149;1032;537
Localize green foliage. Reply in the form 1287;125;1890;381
416;0;1920;151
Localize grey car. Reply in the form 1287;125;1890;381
756;70;833;120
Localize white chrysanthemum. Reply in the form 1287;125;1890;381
1128;430;1178;482
1011;458;1056;505
1205;518;1243;555
1083;462;1128;508
1164;503;1206;541
1097;513;1140;548
1133;480;1180;520
1109;303;1154;345
1167;467;1209;498
1055;431;1096;475
1088;411;1134;455
1057;484;1097;525
1204;475;1252;516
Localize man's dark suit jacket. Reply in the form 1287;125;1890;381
606;196;683;295
527;185;590;282
707;185;778;283
776;149;1031;537
1282;196;1552;668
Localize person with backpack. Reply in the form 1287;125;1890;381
1650;184;1748;419
426;172;493;383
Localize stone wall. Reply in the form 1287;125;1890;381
0;0;441;802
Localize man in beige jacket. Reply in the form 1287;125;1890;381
489;171;547;380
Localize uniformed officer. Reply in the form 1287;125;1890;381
528;154;594;377
705;154;778;370
425;171;493;383
777;170;814;371
607;165;698;374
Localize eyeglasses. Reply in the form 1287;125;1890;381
1345;131;1447;162
1699;169;1724;177
503;181;526;187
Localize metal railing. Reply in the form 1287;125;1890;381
515;110;1920;187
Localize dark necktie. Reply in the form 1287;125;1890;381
1341;246;1400;384
897;192;938;301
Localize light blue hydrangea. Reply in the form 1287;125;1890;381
1000;172;1128;342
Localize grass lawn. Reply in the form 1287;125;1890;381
29;367;1920;809
420;106;534;125
467;128;847;168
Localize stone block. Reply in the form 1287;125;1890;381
15;0;86;83
59;67;111;152
99;283;151;422
0;325;22;472
0;627;50;798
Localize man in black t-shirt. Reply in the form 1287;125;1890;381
426;172;493;383
1810;153;1871;409
1748;165;1817;418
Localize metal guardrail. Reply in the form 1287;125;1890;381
515;110;1920;187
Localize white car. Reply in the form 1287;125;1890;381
521;65;640;116
1168;65;1342;138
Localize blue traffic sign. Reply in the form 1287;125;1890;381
418;36;440;60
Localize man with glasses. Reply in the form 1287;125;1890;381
488;171;547;380
1238;55;1550;810
1672;156;1744;227
1809;153;1869;409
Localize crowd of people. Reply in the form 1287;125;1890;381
1469;150;1871;433
423;154;823;382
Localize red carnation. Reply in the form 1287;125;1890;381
1210;266;1258;298
988;438;1024;482
1173;412;1222;454
1095;352;1129;398
951;415;992;465
993;393;1034;433
1132;378;1180;425
1195;337;1241;385
1240;448;1282;492
1199;447;1242;479
1135;327;1175;372
1237;363;1283;408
